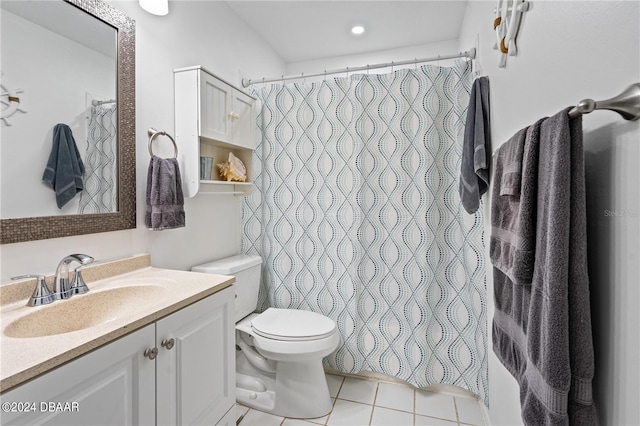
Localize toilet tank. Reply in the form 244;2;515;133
191;254;262;322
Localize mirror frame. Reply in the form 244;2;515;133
1;0;136;244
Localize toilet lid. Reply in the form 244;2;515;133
251;308;336;341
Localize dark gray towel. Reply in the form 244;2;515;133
459;76;491;214
491;109;596;425
145;155;185;231
42;123;85;208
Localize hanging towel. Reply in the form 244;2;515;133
459;76;491;214
145;155;185;230
490;119;541;285
490;108;597;425
42;123;85;208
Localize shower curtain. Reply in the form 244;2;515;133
242;61;488;403
78;104;117;214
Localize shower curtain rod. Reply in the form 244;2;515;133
241;48;476;88
568;83;640;121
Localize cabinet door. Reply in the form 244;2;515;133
200;72;233;143
156;286;235;426
230;90;255;149
0;325;156;426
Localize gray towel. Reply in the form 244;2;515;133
491;108;596;425
459;76;491;214
145;155;185;231
490;119;542;285
42;123;85;208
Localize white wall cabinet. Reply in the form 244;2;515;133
174;66;256;197
0;287;235;426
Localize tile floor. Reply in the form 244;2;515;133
236;373;486;426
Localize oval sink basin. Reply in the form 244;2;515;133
4;285;167;338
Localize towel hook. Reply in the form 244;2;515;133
148;127;178;158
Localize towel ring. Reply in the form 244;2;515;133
147;127;178;158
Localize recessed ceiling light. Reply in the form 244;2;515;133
351;25;365;35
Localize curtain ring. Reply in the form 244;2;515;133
324;70;327;81
414;58;418;70
391;61;394;72
302;72;305;85
367;64;370;75
346;66;349;78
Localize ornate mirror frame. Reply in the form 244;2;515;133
1;0;136;244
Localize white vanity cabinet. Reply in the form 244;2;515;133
174;66;256;197
156;286;235;425
0;286;235;426
0;325;156;425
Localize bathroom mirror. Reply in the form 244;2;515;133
0;0;135;244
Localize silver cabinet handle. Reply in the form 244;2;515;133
144;347;158;360
161;338;175;350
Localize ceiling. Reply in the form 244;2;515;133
225;1;469;64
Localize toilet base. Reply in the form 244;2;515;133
236;354;333;419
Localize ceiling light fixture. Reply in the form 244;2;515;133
351;25;365;35
139;0;168;16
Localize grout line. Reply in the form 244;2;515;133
413;388;417;426
368;382;380;425
334;375;345;399
453;396;460;423
372;381;381;406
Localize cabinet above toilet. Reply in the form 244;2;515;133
174;66;257;197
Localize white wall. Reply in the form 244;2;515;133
0;0;285;281
458;2;640;425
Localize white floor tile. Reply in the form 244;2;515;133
327;399;374;426
327;374;345;398
370;406;413;426
455;396;485;425
239;408;285;426
415;389;457;422
415;414;458;426
375;382;414;413
338;377;378;404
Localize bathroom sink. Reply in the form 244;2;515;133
4;285;167;338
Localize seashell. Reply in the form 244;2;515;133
217;152;247;182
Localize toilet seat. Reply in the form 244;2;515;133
251;308;336;341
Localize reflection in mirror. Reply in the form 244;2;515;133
1;1;117;218
0;0;135;244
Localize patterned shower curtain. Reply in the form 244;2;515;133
242;61;488;403
78;104;117;214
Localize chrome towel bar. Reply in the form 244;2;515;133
568;83;640;121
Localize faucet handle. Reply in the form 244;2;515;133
70;267;90;295
12;274;55;307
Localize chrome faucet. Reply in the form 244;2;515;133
11;275;55;306
54;254;94;300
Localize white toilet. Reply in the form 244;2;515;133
192;254;340;419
